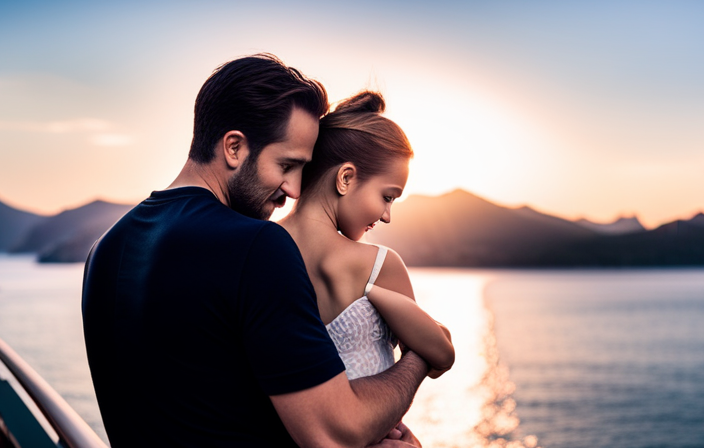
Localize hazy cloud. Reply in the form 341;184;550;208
90;133;133;147
0;118;133;147
0;118;111;133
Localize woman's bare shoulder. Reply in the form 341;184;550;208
374;247;415;299
310;238;376;302
323;239;378;278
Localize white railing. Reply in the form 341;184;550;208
0;337;108;448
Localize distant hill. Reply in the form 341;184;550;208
365;189;598;266
0;200;48;251
689;212;704;227
366;190;704;267
9;200;134;263
536;215;704;267
575;216;646;235
3;191;703;266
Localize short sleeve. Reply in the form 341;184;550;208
237;222;345;396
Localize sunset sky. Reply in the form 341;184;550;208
1;1;703;228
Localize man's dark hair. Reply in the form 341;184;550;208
189;53;329;163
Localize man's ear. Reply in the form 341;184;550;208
336;163;356;196
221;131;250;170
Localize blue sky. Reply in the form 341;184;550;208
1;0;703;227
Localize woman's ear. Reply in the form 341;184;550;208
336;163;356;196
221;131;250;170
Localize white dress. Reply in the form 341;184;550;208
325;246;398;379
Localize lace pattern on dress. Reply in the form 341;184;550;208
326;246;398;379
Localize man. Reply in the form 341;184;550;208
82;54;428;447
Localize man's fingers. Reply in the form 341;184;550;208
368;441;419;447
396;422;422;446
386;427;402;440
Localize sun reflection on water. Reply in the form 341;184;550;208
403;269;539;448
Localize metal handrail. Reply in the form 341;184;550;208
0;337;108;448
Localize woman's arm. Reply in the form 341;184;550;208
367;284;455;375
367;248;454;376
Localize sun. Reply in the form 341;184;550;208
383;84;554;203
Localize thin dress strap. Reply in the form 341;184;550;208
364;246;388;296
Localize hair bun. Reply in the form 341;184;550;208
333;91;385;114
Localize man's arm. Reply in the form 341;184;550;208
270;351;429;448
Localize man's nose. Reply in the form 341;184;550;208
281;179;301;200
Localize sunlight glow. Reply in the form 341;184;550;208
403;269;539;447
383;82;559;207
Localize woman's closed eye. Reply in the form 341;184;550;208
384;196;395;203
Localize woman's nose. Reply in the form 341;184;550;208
381;207;391;224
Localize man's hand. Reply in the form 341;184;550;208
367;422;422;447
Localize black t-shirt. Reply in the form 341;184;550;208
82;187;344;447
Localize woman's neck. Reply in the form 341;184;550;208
281;192;339;236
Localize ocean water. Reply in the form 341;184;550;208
0;254;106;442
484;270;704;448
1;254;704;447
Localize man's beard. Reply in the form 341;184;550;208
227;156;275;220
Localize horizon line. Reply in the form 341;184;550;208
3;188;703;231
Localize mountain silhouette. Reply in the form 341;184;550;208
545;214;704;267
365;189;598;266
575;216;645;235
688;212;704;227
8;200;134;262
2;191;703;266
0;199;47;251
366;189;704;267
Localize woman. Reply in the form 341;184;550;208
280;91;454;382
